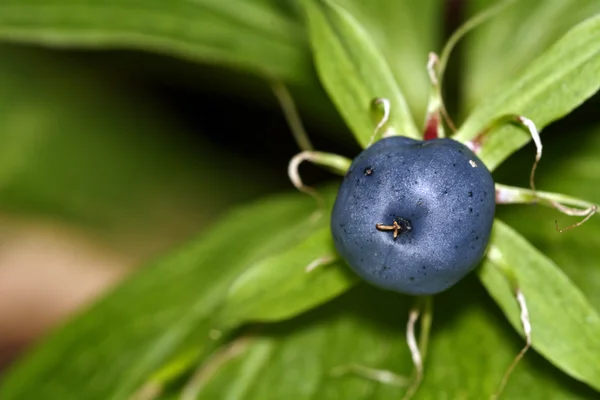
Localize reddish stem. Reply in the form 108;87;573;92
423;112;440;141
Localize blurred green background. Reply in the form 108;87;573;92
0;43;300;368
0;0;599;399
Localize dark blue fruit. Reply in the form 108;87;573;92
331;136;495;295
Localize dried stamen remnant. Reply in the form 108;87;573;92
376;218;413;240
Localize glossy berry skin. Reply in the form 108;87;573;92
331;136;495;295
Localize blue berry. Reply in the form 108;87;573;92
331;136;495;295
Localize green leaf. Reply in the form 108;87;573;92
329;0;442;125
300;0;420;147
462;0;600;113
191;281;596;399
454;13;600;171
0;191;326;399
495;123;600;313
0;0;310;83
480;219;600;391
217;226;358;328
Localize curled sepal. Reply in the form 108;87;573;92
495;183;597;232
288;151;351;212
423;53;455;141
465;115;541;190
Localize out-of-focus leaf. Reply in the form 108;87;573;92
454;13;600;171
0;46;278;255
462;0;600;113
480;219;600;391
0;0;311;83
217;226;357;328
190;281;595;400
300;0;420;147
0;190;326;399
